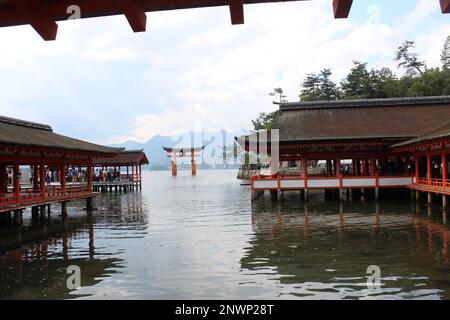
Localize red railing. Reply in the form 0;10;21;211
416;178;449;189
0;183;92;209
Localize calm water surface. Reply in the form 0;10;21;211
0;170;449;299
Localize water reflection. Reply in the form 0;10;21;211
0;192;147;299
245;197;450;299
0;171;449;299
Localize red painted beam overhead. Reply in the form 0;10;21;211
9;0;58;40
333;0;353;19
441;0;450;13
1;1;448;40
229;0;244;24
123;0;147;32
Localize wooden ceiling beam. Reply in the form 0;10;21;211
441;0;450;13
123;0;147;32
229;0;244;25
9;0;58;40
332;0;353;19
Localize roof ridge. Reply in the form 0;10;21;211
278;96;450;111
0;115;52;131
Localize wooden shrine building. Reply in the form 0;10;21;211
391;122;450;206
239;96;450;206
0;1;448;41
162;146;205;176
92;149;149;192
0;115;124;224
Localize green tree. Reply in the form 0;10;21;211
300;69;340;101
299;72;321;101
340;61;370;99
269;88;287;103
318;69;340;100
408;68;450;96
251;111;278;131
442;35;450;70
395;40;426;76
365;67;406;98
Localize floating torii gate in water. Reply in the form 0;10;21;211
1;1;448;41
162;146;205;176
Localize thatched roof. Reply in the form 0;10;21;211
93;150;150;166
0;115;123;154
277;96;450;143
390;122;450;149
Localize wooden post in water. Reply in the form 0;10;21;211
13;210;22;226
61;202;68;218
40;205;46;219
172;161;177;176
191;154;196;176
86;197;93;211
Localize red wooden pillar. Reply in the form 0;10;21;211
335;158;340;176
13;161;20;203
132;164;135;181
404;157;409;176
326;160;331;176
60;163;66;194
33;164;39;191
87;160;93;192
415;154;420;182
40;161;46;199
0;164;7;193
352;159;357;176
370;157;376;176
442;151;447;186
301;158;307;178
172;153;177;176
427;152;432;186
191;154;196;176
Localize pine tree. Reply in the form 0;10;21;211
340;61;370;99
269;88;287;103
299;73;322;101
395;40;426;76
300;69;340;101
441;35;450;70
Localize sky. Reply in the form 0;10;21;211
0;0;449;145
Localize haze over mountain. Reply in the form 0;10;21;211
111;130;249;170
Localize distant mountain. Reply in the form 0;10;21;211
110;130;249;170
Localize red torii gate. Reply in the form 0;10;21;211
163;146;205;176
2;1;447;41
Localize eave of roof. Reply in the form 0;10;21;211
0;115;124;154
278;95;450;111
390;122;450;149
